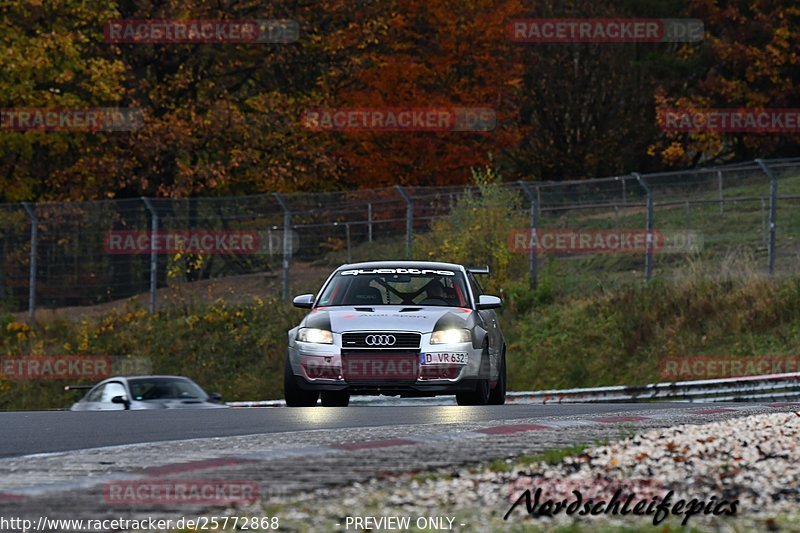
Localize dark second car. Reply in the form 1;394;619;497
69;375;229;410
284;261;507;407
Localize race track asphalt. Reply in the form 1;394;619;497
0;402;715;458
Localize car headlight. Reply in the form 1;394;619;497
430;328;471;344
297;327;334;344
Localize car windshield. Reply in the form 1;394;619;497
317;268;469;307
128;378;208;401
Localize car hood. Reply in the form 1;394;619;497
302;305;475;333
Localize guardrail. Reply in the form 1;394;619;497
507;372;800;404
227;372;800;407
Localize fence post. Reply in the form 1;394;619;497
273;193;292;301
685;201;691;228
268;227;274;256
633;173;654;282
141;198;158;313
367;203;373;243
755;159;777;275
717;170;724;216
345;223;352;262
395;185;413;259
621;177;627;213
518;181;539;289
21;203;37;321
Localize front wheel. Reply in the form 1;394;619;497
488;349;506;405
284;353;319;407
456;344;491;406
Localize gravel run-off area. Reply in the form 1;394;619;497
270;410;800;532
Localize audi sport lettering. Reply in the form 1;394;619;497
339;268;455;276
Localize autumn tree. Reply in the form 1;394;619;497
0;0;126;202
312;0;525;187
651;0;800;166
504;0;700;181
2;0;799;201
57;0;350;198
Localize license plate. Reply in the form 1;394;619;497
421;352;468;365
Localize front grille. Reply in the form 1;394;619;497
342;332;421;350
341;353;419;383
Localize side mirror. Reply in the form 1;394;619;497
111;395;131;409
476;295;502;310
208;392;223;403
292;294;315;309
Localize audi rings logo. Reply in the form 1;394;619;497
365;334;397;346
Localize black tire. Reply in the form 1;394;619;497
284;353;319;407
456;344;491;406
488;348;507;405
320;391;350;407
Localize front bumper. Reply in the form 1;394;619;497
287;332;483;395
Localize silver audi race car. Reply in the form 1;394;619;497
284;261;507;407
